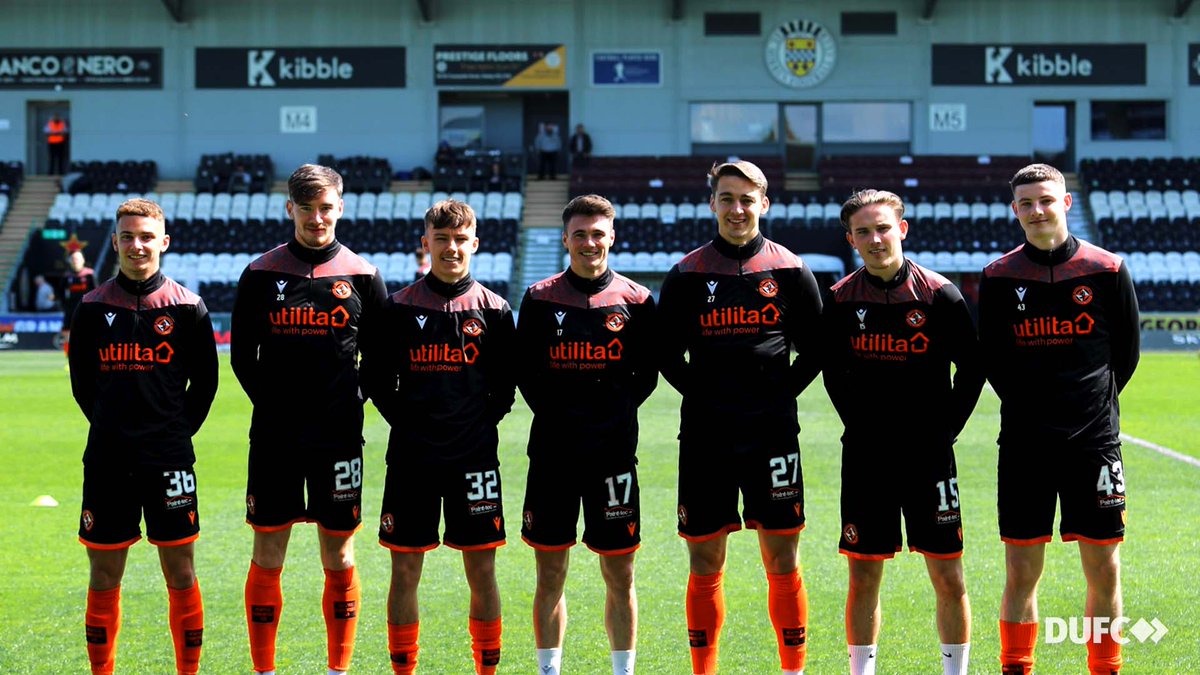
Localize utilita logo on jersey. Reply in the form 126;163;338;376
849;332;930;360
547;338;623;371
268;305;350;336
98;340;174;372
698;303;780;337
410;341;479;373
1012;312;1095;347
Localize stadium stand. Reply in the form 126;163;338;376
152;187;519;310
0;160;23;201
65;159;156;195
819;154;1031;193
1081;157;1200;311
316;154;392;194
194;152;274;194
432;147;523;193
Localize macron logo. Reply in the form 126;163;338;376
104;312;116;327
416;314;428;329
1016;286;1028;301
275;280;287;293
248;50;276;87
706;281;718;294
855;308;867;322
554;311;566;326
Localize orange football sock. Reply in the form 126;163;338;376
86;586;121;675
245;561;283;673
167;581;204;675
388;622;420;674
767;569;808;672
999;620;1038;674
1087;629;1122;674
468;616;502;675
323;566;361;672
686;570;725;675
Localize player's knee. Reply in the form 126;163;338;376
1082;557;1121;594
536;559;569;593
847;560;884;592
599;556;635;593
928;567;967;600
1005;556;1043;589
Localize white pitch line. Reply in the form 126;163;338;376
1121;433;1200;469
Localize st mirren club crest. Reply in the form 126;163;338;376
765;19;837;89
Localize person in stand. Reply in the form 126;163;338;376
45;113;69;175
60;249;97;354
568;124;593;169
534;123;563;181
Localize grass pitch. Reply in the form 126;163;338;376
0;351;1196;673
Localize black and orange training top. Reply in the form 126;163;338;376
69;271;218;466
517;267;658;463
657;233;823;433
360;273;517;464
822;258;984;445
979;236;1140;446
231;239;387;447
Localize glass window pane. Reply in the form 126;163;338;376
440;105;485;148
1090;101;1166;141
821;102;911;143
690;103;778;143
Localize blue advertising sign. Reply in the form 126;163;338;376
591;51;662;86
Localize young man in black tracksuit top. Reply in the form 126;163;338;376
70;198;218;675
360;199;516;675
822;189;984;675
516;194;657;675
658;160;822;675
231;164;387;675
981;164;1139;675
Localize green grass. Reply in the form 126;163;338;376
1;351;1197;673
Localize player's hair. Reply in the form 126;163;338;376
561;194;615;229
707;160;768;196
288;164;344;203
115;197;164;224
1010;163;1065;194
839;189;905;231
425;199;476;231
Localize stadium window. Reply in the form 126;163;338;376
704;12;761;36
821;102;911;143
690;103;778;143
841;12;897;35
1090;101;1166;140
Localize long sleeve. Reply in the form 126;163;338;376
229;266;263;405
68;303;98;422
656;266;693;396
818;288;855;426
486;307;519;424
1111;261;1140;393
941;286;986;440
358;300;406;427
785;264;824;397
976;271;1010;400
185;300;219;435
628;294;659;407
515;291;551;415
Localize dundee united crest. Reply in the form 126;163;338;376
765;19;837;88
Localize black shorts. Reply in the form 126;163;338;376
379;458;506;552
998;441;1126;544
80;461;200;548
522;456;640;555
677;428;804;540
839;442;963;559
245;440;364;535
